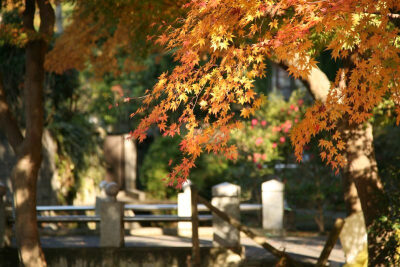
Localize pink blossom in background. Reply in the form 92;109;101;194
272;126;281;132
261;120;267;126
294;119;298;123
251;119;258;126
294;106;299;112
290;104;295;110
280;136;286;143
253;153;261;162
257;163;262;169
261;154;267;160
272;142;277;148
298;99;304;106
255;137;263;146
281;120;292;133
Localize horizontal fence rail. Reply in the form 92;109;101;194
36;206;95;212
11;203;262;224
124;215;212;222
37;215;100;223
36;203;262;213
8;214;213;224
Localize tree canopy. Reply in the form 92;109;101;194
126;0;400;187
1;0;400;265
45;0;185;76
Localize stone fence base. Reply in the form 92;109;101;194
0;246;245;267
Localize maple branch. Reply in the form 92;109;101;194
36;0;55;37
22;0;35;31
0;73;24;153
123;94;150;102
276;61;330;103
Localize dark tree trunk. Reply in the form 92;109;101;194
11;38;48;267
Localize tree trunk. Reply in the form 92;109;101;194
281;60;388;264
0;1;54;266
340;122;388;265
341;164;363;215
11;37;48;266
278;62;364;217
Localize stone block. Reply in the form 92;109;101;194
100;201;124;247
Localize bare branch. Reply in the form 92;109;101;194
22;0;35;31
36;0;55;37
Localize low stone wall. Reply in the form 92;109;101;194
0;246;245;267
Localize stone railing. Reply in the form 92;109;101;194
0;179;286;248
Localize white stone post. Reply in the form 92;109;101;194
177;180;192;237
97;182;124;247
212;182;240;248
262;179;284;233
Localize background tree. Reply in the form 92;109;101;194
0;1;187;264
0;0;54;266
45;0;185;76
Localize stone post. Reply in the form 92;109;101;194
177;180;192;237
0;182;6;248
98;181;124;247
262;179;284;233
123;134;137;193
212;182;240;248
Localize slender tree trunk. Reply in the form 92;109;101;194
11;37;48;266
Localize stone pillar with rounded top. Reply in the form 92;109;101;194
212;182;241;248
98;181;124;247
262;179;284;233
177;180;192;237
